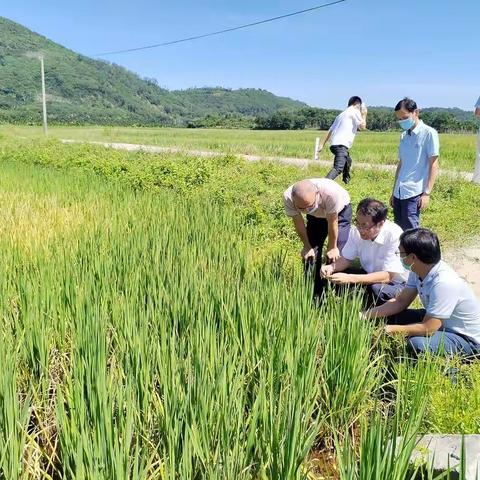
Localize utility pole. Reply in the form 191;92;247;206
39;55;48;136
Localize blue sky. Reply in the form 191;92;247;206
3;0;480;110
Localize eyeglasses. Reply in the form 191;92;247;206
353;220;377;231
295;190;319;213
395;250;409;258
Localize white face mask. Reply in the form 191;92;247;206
305;191;319;214
306;202;318;214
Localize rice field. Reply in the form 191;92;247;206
0;131;479;478
2;124;478;172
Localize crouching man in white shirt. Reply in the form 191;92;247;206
363;228;480;357
320;198;407;305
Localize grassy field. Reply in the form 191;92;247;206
2;134;479;248
0;130;479;478
2;124;478;172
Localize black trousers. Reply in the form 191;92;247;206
304;203;352;297
325;145;352;184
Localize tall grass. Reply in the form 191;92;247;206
318;288;382;438
336;358;434;479
0;145;477;478
0;162;325;478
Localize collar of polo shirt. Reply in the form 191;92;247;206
420;260;441;284
410;120;423;136
371;223;387;244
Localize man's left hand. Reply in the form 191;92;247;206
326;247;340;262
419;193;430;211
328;273;352;285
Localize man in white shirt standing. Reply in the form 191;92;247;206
363;228;480;357
318;96;367;184
474;96;480;184
320;198;407;305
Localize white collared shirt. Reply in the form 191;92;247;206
407;261;480;345
342;220;407;283
329;106;364;149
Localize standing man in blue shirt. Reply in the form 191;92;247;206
390;98;439;231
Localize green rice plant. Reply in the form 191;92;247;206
0;338;31;479
336;357;435;480
317;287;383;438
0;158;327;477
55;282;150;480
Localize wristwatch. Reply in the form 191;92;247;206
423;190;431;196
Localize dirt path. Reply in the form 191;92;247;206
61;139;480;294
443;242;480;298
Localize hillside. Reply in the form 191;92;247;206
0;16;306;126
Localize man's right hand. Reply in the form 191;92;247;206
301;246;316;261
389;194;395;208
320;264;334;278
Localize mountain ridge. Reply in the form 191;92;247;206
0;16;306;126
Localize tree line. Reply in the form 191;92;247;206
253;107;479;133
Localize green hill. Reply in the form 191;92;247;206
0;16;306;126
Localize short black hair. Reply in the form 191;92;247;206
395;97;417;112
356;198;388;224
348;96;362;107
400;228;441;264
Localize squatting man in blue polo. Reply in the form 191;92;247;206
363;228;480;357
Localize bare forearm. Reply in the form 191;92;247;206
366;298;405;319
292;216;310;248
349;271;391;285
327;219;338;250
426;157;439;192
331;256;351;272
392;163;401;195
359;110;367;130
321;130;332;147
387;323;430;336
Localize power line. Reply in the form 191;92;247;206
93;0;346;57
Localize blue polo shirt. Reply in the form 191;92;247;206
394;121;439;200
406;261;480;345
